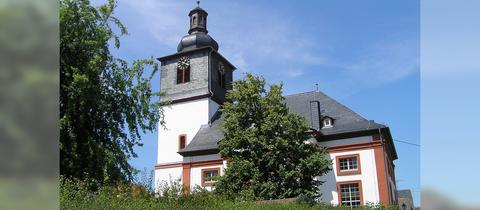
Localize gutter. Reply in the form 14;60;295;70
207;47;214;124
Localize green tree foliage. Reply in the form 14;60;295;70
215;74;331;200
60;0;167;183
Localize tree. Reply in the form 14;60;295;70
215;74;331;200
60;0;168;183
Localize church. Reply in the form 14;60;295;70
155;4;398;207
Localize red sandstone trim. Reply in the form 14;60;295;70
201;167;221;187
178;134;187;150
190;159;223;167
336;154;362;176
180;159;223;194
327;141;382;152
182;163;191;194
336;180;363;207
374;146;390;205
154;162;183;169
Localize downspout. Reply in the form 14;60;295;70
207;47;214;124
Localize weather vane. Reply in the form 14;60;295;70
197;1;200;7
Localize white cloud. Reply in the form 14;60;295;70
120;0;418;88
121;0;327;78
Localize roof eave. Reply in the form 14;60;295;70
178;148;220;157
157;46;214;62
381;127;398;160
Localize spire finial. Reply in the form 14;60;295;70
197;1;200;7
315;83;319;91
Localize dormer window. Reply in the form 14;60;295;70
322;116;334;128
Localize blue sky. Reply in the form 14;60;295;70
421;0;480;206
99;0;420;206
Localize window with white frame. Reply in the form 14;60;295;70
323;118;333;127
339;182;362;207
336;154;361;175
339;157;358;171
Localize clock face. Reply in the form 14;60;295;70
218;62;225;74
177;56;190;70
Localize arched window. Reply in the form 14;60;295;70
192;16;197;25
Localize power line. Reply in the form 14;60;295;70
393;139;420;147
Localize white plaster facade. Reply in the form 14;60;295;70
156;98;219;164
154;167;183;190
155;97;221;191
189;161;227;191
318;148;380;205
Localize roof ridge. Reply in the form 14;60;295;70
283;90;322;97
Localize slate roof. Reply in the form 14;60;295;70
178;91;389;156
177;33;219;52
178;112;225;155
397;189;413;200
284;91;386;135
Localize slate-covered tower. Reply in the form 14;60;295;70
155;3;235;190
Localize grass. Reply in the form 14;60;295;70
60;177;399;210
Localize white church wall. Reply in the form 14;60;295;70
157;98;210;164
154;166;183;193
190;164;224;191
155;97;221;194
318;148;380;206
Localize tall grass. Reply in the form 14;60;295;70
60;176;399;210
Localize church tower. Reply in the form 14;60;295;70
155;3;235;189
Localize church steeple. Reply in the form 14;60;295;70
188;1;208;34
177;1;218;52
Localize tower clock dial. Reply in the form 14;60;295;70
177;56;190;70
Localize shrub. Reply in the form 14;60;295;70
60;176;401;210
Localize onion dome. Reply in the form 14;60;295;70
177;1;219;52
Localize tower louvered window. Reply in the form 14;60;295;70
218;62;226;89
177;68;190;84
